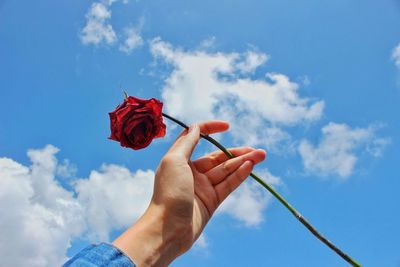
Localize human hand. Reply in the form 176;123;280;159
113;121;266;267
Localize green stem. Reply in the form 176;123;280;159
162;112;362;267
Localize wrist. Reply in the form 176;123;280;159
113;204;191;267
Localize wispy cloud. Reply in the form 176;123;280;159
194;234;208;249
80;2;117;45
80;0;144;51
299;123;390;179
149;37;324;152
198;36;216;49
392;43;400;68
236;51;269;73
119;19;144;54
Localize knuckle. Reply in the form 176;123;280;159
227;179;235;194
222;161;231;173
210;155;219;165
211;154;221;165
235;170;244;181
160;155;175;166
161;153;187;167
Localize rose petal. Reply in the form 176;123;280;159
109;95;167;150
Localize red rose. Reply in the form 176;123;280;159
109;96;166;150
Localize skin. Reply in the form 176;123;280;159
113;121;266;267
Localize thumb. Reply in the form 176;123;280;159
168;124;200;160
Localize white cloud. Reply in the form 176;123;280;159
1;144;276;266
299;123;390;179
392;43;400;68
80;1;140;48
218;169;281;226
0;145;154;267
119;22;144;54
75;165;154;240
150;37;324;151
80;2;117;45
0;145;85;267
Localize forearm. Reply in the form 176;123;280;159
112;204;190;267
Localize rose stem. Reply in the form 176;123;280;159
162;112;362;267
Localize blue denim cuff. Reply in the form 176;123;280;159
62;242;136;267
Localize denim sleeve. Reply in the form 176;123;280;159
62;243;136;267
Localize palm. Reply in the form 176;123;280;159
191;165;220;235
153;121;265;251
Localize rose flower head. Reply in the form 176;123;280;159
109;95;166;150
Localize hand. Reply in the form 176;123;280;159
113;121;266;267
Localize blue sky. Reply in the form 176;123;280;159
1;0;400;266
